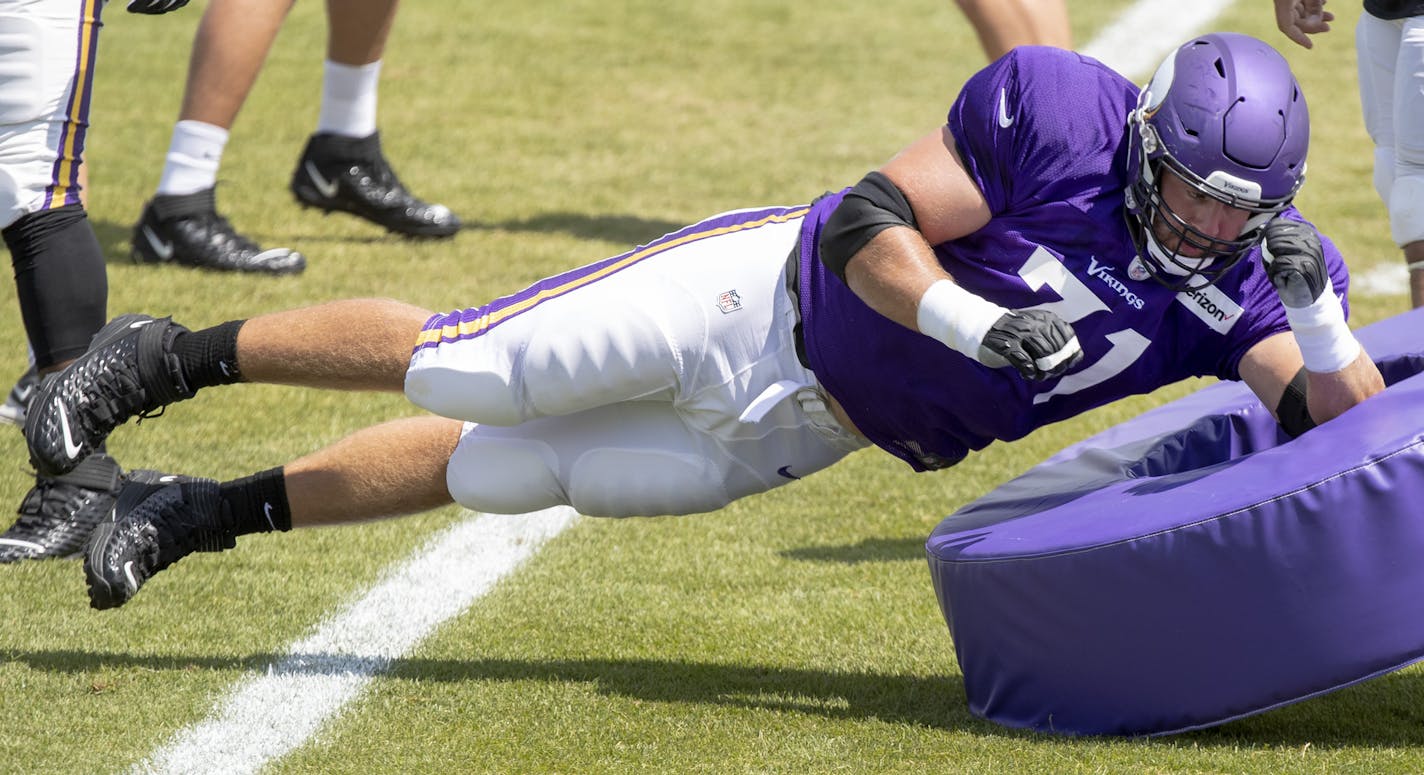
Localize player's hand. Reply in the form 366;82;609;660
127;0;191;14
1261;219;1328;308
1274;0;1333;49
978;309;1083;380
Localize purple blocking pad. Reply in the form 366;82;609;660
926;308;1424;736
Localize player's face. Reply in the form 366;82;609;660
1151;169;1254;259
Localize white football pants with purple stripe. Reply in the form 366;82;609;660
406;206;867;517
0;0;104;228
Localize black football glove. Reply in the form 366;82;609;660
979;309;1083;381
1261;219;1328;309
127;0;191;14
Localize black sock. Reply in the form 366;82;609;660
219;467;292;536
171;319;246;390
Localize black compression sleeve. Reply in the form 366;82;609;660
1275;366;1317;438
3;205;107;369
818;170;918;282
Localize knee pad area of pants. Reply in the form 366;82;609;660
1389;174;1424;246
446;433;565;515
446;432;732;518
565;447;731;518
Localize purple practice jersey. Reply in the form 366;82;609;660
795;47;1350;472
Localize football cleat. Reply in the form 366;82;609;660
85;470;231;610
133;187;306;275
0;453;123;563
24;314;194;478
290;131;461;238
0;365;39;427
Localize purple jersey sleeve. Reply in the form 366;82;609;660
950;47;1131;222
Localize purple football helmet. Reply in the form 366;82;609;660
1125;33;1309;290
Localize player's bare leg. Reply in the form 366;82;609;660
326;0;398;66
285;415;461;525
179;0;295;128
236;298;429;390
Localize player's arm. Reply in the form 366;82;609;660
1238;220;1383;434
820;126;1081;380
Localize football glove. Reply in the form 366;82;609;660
1261;219;1328;309
979;309;1083;381
127;0;191;14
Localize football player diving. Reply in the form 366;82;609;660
19;33;1384;609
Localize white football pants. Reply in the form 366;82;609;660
405;206;867;517
1356;10;1424;247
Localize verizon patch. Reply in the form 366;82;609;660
1176;284;1243;334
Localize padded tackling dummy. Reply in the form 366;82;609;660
926;308;1424;737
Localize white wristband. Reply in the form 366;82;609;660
916;279;1009;360
1283;280;1361;373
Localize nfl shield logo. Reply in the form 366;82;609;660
717;290;743;314
1128;258;1151;282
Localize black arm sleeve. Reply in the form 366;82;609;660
817;170;918;283
1275;365;1317;438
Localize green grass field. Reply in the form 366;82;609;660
2;0;1422;772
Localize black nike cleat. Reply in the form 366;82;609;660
0;365;38;427
85;470;231;610
133;187;306;275
0;453;123;563
24;314;194;478
290;131;461;238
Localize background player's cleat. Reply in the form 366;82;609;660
290;131;461;238
133;188;306;275
0;453;123;563
85;470;229;610
25;315;194;478
0;365;39;427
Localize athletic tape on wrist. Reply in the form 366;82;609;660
1282;280;1360;374
916;279;1008;359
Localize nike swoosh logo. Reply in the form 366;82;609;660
56;398;83;459
123;560;139;593
263;501;276;530
997;88;1013;128
304;161;340;199
142;225;174;261
776;465;800;480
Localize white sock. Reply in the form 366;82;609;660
317;60;381;138
156;120;229;196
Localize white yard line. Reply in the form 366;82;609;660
1351;262;1410;297
130;4;1240;774
1079;0;1239;78
133;507;578;775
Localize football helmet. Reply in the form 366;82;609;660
1125;33;1309;290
